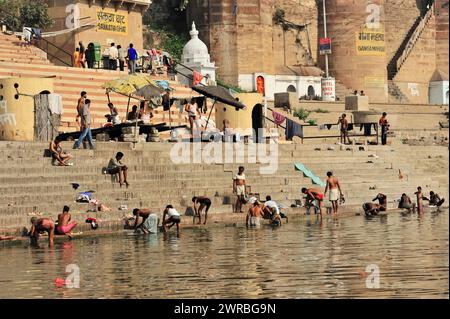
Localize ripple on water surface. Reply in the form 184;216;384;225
0;210;448;298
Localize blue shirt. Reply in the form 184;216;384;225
127;47;137;61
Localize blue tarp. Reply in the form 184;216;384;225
294;163;326;187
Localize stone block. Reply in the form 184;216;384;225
274;92;298;109
95;133;109;142
122;127;138;135
345;96;369;111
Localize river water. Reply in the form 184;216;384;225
0;210;448;299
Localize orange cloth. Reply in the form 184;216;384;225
193;71;204;86
73;51;81;67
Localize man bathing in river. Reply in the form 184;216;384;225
132;208;159;234
162;205;181;232
56;206;77;239
263;196;283;225
29;217;55;247
233;166;246;213
192;196;212;225
427;191;445;208
415;187;425;214
363;193;387;216
302;188;324;216
324;171;343;215
246;201;264;227
398;193;416;213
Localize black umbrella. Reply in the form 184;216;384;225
191;85;246;109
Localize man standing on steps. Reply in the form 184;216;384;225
324;171;343;215
379;112;389;145
126;43;138;74
76;91;87;130
233;166;246;213
109;43;118;70
73;99;95;150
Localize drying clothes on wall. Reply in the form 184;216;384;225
285;118;303;140
193;71;204;85
47;94;63;115
272;111;286;125
155;80;170;91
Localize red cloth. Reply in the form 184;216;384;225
272;111;286;125
193;71;204;85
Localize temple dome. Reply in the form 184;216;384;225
182;22;210;64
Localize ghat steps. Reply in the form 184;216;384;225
0;141;447;235
0;33;203;133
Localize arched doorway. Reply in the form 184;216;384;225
307;85;315;98
287;85;296;93
252;104;263;143
256;76;265;95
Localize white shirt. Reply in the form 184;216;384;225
109;46;118;59
167;208;180;218
233;173;246;181
264;200;280;215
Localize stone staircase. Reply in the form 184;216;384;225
388;81;410;103
0;32;203;133
0;141;447;235
387;5;435;81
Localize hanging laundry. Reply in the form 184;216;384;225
326;124;333;130
347;123;354;131
285;118;303;140
318;124;326;130
272;111;286;125
193;71;204;86
155;80;170;91
47;94;63;115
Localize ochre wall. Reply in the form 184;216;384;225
0;78;55;141
187;0;319;85
215;93;263;133
45;0;145;66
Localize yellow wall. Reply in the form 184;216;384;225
215;93;263;134
0;78;55;141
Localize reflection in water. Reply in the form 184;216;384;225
0;210;448;298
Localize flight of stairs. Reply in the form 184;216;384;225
0;141;447;235
388;81;410;103
0;32;203;133
387;3;435;81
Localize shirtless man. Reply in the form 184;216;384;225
428;191;445;208
56;206;77;239
338;114;349;144
192;196;212;225
133;208;153;230
363;193;387;216
233;166;246;213
324;171;343;215
415;187;425;214
29;217;55;247
246;201;264;227
398;193;416;213
49;137;73;166
302;187;325;216
76;91;87;130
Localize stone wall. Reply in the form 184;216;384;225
435;0;449;78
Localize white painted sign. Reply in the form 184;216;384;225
65;4;80;29
321;77;336;102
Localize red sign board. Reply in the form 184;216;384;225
319;38;332;55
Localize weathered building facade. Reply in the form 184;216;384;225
187;0;449;104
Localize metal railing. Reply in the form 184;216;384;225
35;36;73;67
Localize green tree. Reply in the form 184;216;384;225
0;0;53;31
